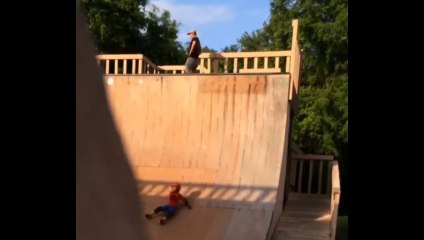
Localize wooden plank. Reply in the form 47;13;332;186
273;193;332;240
264;57;269;69
141;56;158;69
308;161;313;194
106;60;110;74
284;194;331;211
297;160;303;193
275;57;280;69
332;161;340;193
285;56;290;72
207;59;211;73
254;57;258;69
239;68;281;74
233;58;238;73
114;60;118;74
159;65;201;73
291;154;334;161
330;192;340;240
292;49;300;97
132;59;136;74
289;19;300;101
327;162;332;195
224;58;228;73
244;58;248;70
123;60;127;74
96;54;144;60
201;51;291;58
200;58;204;72
138;59;143;74
281;209;331;219
318;161;323;194
159;65;185;71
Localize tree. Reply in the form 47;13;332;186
202;46;218;53
79;0;186;64
238;28;274;51
221;44;240;53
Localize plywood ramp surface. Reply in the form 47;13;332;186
105;74;291;240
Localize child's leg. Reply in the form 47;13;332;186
145;206;164;219
153;206;163;214
159;206;177;224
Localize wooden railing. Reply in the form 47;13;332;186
96;54;160;75
95;19;302;102
158;51;291;74
289;154;335;194
289;154;341;240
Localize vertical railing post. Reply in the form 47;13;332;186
289;19;300;101
233;58;238;73
330;161;341;240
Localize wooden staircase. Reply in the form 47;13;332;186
272;193;331;240
271;155;341;240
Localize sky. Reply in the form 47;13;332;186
147;0;271;51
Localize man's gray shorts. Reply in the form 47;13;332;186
185;57;200;73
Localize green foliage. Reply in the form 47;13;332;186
79;0;186;64
202;46;218;53
221;44;240;52
235;0;348;172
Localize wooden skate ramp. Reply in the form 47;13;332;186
104;74;292;240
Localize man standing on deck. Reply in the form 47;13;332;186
185;29;202;73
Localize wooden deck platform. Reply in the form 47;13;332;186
272;193;332;240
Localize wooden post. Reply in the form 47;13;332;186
207;58;211;73
331;192;340;240
106;60;110;74
285;57;290;73
289;19;300;100
138;59;143;74
200;58;204;73
233;58;238;73
318;161;323;194
330;161;341;240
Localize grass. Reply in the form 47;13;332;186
336;216;348;240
